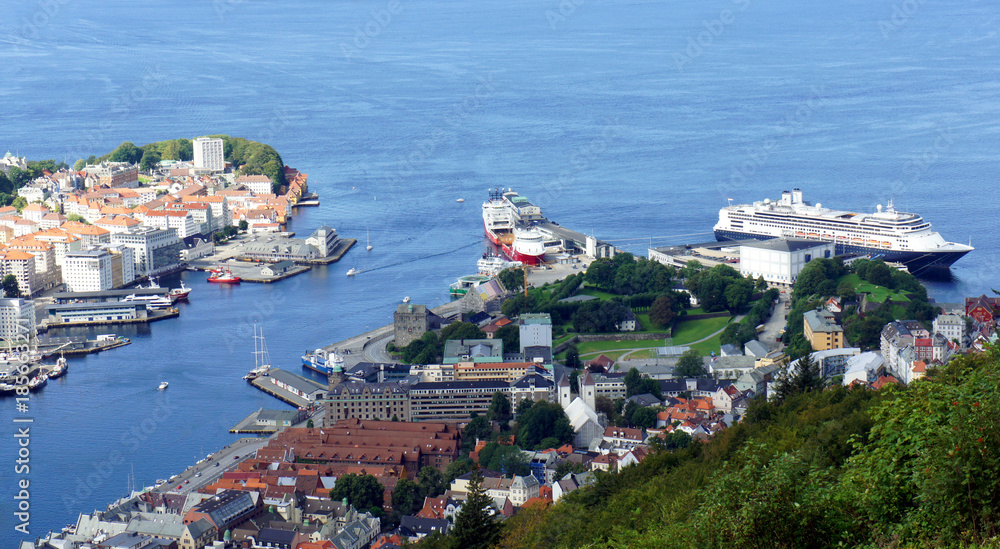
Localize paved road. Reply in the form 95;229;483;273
364;330;396;363
758;291;790;350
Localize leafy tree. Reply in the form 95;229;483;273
462;415;493;454
516;400;573;449
631;407;657;429
864;260;893;288
755;275;768;291
497;267;523;295
594;396;616;420
674;349;707;378
649;294;680;327
624;367;662;399
569;369;580;394
139;149;161;172
678;259;703;279
774;354;824;400
724;278;754;312
564;343;580;369
72;159;86;171
487;392;513;425
392;477;422;515
417;466;447;499
7;167;32;188
439;321;485;342
553;460;589;481
238;219;249;231
572;300;627;333
451;469;502;549
108;141;144;164
836;280;856;301
495;324;519;354
478;442;530;476
329;473;384;511
649;430;691;452
306;419;314;428
584;258;616;290
516;398;534;417
66;214;89;224
2;274;20;297
445;457;474;484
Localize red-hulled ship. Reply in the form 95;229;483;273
208;270;241;283
482;188;546;265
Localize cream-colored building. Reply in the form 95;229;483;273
739;239;836;286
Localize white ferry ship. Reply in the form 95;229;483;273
714;189;973;274
482;189;547;265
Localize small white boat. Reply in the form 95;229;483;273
366;229;373;252
403;296;411;303
456;198;465;203
158;381;169;390
346;268;357;277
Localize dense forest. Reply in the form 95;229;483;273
420;346;1000;549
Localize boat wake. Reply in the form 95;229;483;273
352;240;481;275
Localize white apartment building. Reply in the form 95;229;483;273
0;250;38;297
110;227;183;276
518;313;552;353
0;298;36;342
143;210;198;238
235;174;274;196
933;313;965;343
193;137;225;171
63;248;114;292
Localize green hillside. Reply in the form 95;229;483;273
490;347;1000;549
78;135;286;191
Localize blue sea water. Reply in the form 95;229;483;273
1;0;998;541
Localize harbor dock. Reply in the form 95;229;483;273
230;407;309;433
249;368;327;408
38;335;132;357
189;238;356;281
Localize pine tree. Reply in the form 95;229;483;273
450;468;500;549
774;352;825;400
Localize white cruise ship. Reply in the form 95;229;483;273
714;189;972;274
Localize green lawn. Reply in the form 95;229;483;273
578;287;618;301
637;313;670;332
577;338;667;357
838;273;911;303
671;316;732;345
689;333;723;356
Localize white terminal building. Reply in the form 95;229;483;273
738;238;836;286
193;137;225;171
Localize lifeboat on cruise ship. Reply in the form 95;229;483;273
807;233;820;239
867;240;880;246
851;238;864;243
795;231;806;236
881;241;892;248
836;235;847;240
